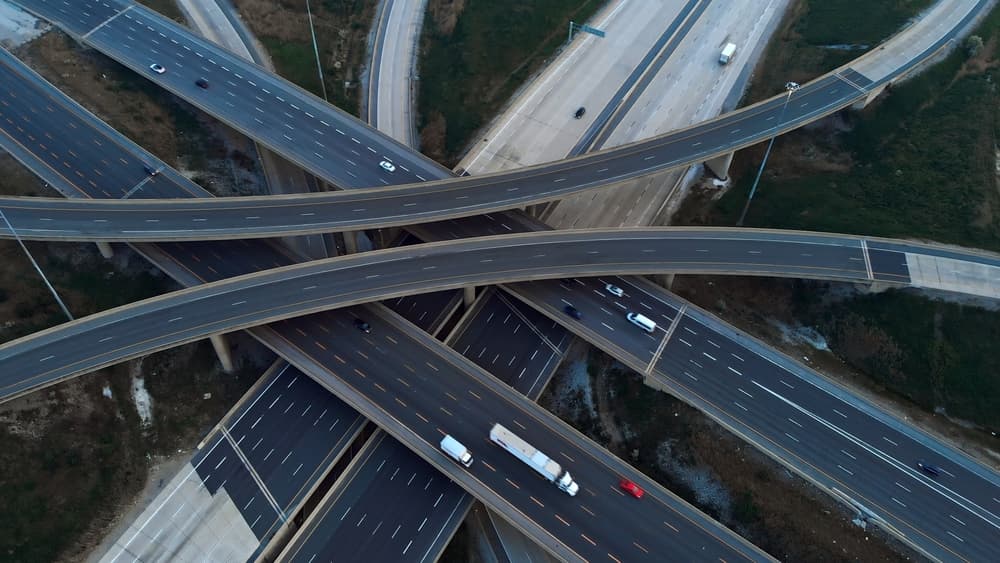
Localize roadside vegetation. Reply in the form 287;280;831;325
798;289;1000;428
136;0;185;22
540;346;910;561
676;2;1000;432
418;0;606;165
231;0;377;114
745;0;934;102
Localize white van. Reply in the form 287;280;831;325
626;312;657;333
440;435;473;467
719;43;736;65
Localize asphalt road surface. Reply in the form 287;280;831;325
505;275;1000;562
0;226;927;398
7;0;988;236
0;44;763;561
0;1;902;231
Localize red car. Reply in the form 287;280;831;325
619;478;644;499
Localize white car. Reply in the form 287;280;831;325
149;63;166;74
379;160;396;173
605;284;624;297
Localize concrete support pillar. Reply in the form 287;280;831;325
852;84;887;110
525;203;549;220
342;231;358;254
704;151;734;181
209;333;235;373
464;286;476;309
652;273;675;289
96;242;114;259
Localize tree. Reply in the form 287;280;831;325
965;35;984;58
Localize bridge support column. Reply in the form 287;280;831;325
464;286;476;309
852;84;887;110
342;231;358;254
209;334;235;373
652;273;675;289
704;152;734;181
96;242;114;259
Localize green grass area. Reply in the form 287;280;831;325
799;0;931;44
705;5;1000;249
418;0;606;165
746;0;934;102
680;4;1000;430
796;290;1000;428
261;37;324;98
236;0;374;115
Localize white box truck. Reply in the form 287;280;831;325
489;423;579;496
440;435;473;467
719;43;736;65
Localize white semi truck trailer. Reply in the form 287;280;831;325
490;423;579;496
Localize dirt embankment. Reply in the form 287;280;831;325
232;0;378;113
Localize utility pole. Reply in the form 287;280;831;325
737;81;800;226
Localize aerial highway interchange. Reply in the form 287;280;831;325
1;0;999;561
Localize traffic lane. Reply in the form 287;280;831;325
12;0;116;35
15;7;873;226
79;1;449;184
226;364;366;510
498;268;996;561
448;289;563;397
385;290;461;334
281;306;765;561
507;276;679;365
882;0;992;83
89;11;857;195
655;316;1000;560
867;248;911;282
20;0;876;217
655;336;997;562
0;56;202;201
2;35;471;557
871;239;1000;269
502;292;573;354
0;231;885;395
193;435;283;539
1;13;656;560
284;433;469;563
665;311;1000;526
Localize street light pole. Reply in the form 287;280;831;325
305;0;329;102
736;81;800;226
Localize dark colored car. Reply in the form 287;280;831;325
353;318;371;333
563;305;582;320
143;165;159;176
573;106;586;119
620;478;644;499
917;461;941;477
195;78;209;89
